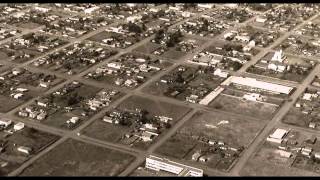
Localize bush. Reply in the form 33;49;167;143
213;103;223;109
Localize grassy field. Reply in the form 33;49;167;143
0;51;8;61
133;42;161;55
18;22;41;29
88;31;112;42
240;144;319;176
0;127;59;176
156;110;267;170
34;84;102;130
282;108;311;128
19;138;136;176
117;95;191;121
0;95;23;113
209;94;278;120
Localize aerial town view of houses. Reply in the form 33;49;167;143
1;3;320;177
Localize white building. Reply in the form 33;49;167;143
302;93;317;101
230;76;293;95
267;128;288;144
235;35;250;43
141;131;158;142
213;68;229;78
34;6;50;13
68;117;80;124
0;118;12;128
256;16;267;23
13;122;25;131
197;4;214;9
17;146;32;155
271;49;286;63
243;93;263;102
84;6;100;14
107;62;122;70
39;81;50;88
145;155;203;177
224;3;238;8
126;15;142;23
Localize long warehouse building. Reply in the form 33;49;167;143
230;76;294;95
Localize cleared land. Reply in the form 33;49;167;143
156;110;267;171
19;138;136;176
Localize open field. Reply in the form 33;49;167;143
156;110;267;171
240;145;319;176
0;126;59;176
209;94;278;120
19;138;136;176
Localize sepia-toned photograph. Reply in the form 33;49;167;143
0;3;319;177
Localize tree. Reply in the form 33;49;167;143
165;123;171;129
139;109;149;124
157;9;165;17
96;17;105;23
67;92;80;106
127;22;142;34
154;29;164;43
176;73;184;83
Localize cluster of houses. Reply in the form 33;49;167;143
254;5;318;32
32;41;116;75
17;80;120;129
96;4;150;20
215;6;254;23
102;28;138;49
86;90;119;111
296;21;320;38
0;68;59;100
52;3;101;14
280;35;320;57
87;54;162;88
224;26;280;48
189;46;250;72
147;7;185;24
190;137;243;163
18;104;48;121
102;109;173;143
176;40;198;52
266;128;320;162
1;33;67;62
159;66;226;105
0;27;20;41
43;15;112;38
17;81;82;122
295;90;320;129
0;118;33;157
178;17;231;37
152;38;198;55
3;7;60;27
251;49;313;81
0;5;28;17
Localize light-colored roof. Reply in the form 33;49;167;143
231;76;293;94
270;128;288;140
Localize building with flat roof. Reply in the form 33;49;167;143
145;155;203;177
266;128;289;144
230;76;293;95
